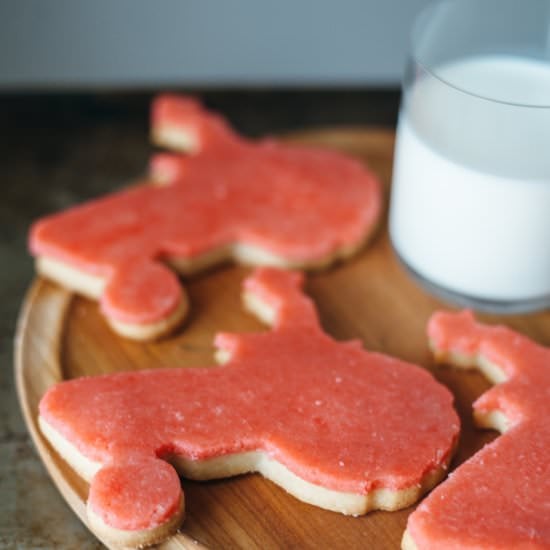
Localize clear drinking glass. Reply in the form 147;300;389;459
389;0;550;313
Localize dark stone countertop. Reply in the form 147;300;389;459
0;90;398;549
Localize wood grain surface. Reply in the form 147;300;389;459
15;129;550;549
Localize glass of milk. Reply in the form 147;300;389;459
389;0;550;312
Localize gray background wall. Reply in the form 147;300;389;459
0;0;431;89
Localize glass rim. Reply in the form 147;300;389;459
410;0;550;109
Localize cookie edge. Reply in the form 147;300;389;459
402;343;512;550
40;414;453;523
87;494;184;550
35;256;188;341
34;221;375;341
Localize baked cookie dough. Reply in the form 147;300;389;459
39;268;459;548
30;95;382;340
404;310;550;549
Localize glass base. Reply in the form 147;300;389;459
394;250;550;315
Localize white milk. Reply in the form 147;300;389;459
390;55;550;304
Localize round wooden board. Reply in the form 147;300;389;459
15;129;550;549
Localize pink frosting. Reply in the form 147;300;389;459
40;268;459;531
30;95;381;325
407;310;550;549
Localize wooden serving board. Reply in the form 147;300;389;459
15;129;550;549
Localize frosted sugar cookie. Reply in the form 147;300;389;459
30;96;382;340
403;310;550;550
40;268;458;548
